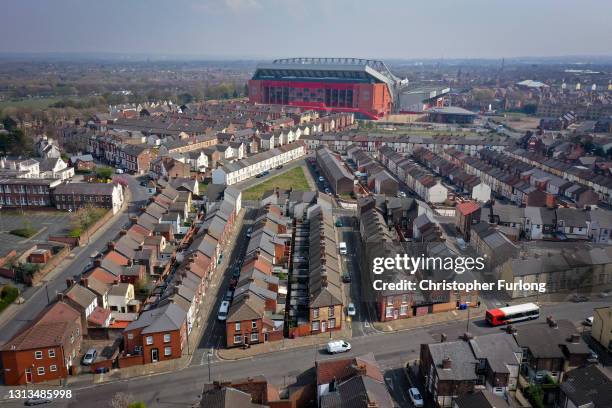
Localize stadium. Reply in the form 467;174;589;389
248;57;407;119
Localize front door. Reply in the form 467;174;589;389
25;368;32;383
151;348;159;363
321;321;327;333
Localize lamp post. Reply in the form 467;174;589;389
207;351;213;382
465;301;472;334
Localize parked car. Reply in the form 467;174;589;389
261;170;270;176
324;187;331;194
339;242;348;255
246;226;253;238
318;176;325;182
223;290;234;303
82;348;97;365
408;387;424;407
584;316;593;326
571;294;589;303
342;273;351;283
335;219;343;227
347;303;356;316
398;191;407;198
217;300;230;321
326;340;351;354
276;165;283;169
456;237;467;251
24;398;53;406
587;350;599;364
255;174;262;178
115;168;124;174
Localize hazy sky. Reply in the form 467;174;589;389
1;0;611;59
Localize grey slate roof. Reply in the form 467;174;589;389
427;340;478;381
125;302;186;334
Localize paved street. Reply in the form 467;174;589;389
0;174;149;344
0;299;603;407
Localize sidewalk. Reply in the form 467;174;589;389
217;324;352;360
371;304;488;332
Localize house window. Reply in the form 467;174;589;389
34;351;43;360
37;367;45;376
145;336;153;345
235;322;241;331
163;333;171;343
386;307;394;318
387;296;393;306
251;320;257;329
400;305;408;316
329;318;336;329
313;308;319;318
329;306;334;317
312;321;320;331
127;333;133;340
234;335;242;344
50;365;57;372
251;332;259;342
164;347;172;356
48;349;55;358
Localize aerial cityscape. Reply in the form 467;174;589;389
0;1;611;408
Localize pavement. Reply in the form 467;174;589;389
0;174;148;344
0;299;604;408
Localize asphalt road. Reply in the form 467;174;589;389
1;300;603;408
0;174;148;344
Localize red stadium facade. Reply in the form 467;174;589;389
248;58;402;120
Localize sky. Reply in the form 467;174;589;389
1;0;611;60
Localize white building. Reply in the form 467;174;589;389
212;142;305;185
471;182;492;203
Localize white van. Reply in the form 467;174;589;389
217;300;230;321
115;168;124;174
326;340;351;354
339;242;348;255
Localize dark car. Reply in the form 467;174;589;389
276;165;283;169
24;398;52;406
342;273;351;283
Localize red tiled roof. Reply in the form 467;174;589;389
104;250;129;266
86;267;118;284
316;353;383;385
88;307;111;327
456;201;481;216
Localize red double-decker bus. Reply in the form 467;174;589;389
486;303;540;326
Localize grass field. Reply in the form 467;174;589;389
242;167;310;200
0;97;64;111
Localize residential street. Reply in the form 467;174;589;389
0;174;148;344
0;298;603;407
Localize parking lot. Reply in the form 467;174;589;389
0;210;74;256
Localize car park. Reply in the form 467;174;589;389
218;300;230;321
408;387;424;407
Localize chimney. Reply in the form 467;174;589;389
442;357;452;369
66;278;74;288
321;273;328;287
57;293;65;302
94;259;101;267
119;229;127;236
440;333;447;343
129;216;138;225
108;242;116;251
570;333;580;343
81;278;89;288
127;259;133;267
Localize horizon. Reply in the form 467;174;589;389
1;0;611;60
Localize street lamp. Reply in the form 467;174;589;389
207;352;213;382
465;301;472;334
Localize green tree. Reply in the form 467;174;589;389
96;166;113;180
2;116;17;132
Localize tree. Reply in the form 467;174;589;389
96;166;113;180
178;93;194;105
2;116;17;132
